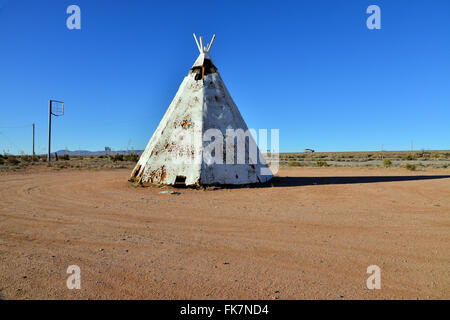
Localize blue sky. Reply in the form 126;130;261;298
0;0;449;154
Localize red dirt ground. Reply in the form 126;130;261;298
0;167;449;299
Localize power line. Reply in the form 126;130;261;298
0;123;35;155
0;124;33;129
0;131;23;151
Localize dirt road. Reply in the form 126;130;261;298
0;167;449;299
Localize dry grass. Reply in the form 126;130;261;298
0;155;137;172
276;150;450;170
1;150;450;173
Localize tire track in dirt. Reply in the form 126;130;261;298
0;167;449;299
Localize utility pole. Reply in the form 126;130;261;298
411;140;413;152
47;100;64;163
32;123;35;160
48;101;52;162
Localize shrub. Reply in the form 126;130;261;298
288;160;301;167
382;158;392;167
7;156;20;165
403;154;415;161
21;155;32;163
316;160;328;167
405;164;416;171
431;152;441;159
61;154;70;160
111;154;124;162
124;153;139;162
0;158;4;165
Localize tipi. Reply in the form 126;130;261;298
130;34;273;186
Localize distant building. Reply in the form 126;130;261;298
304;149;315;153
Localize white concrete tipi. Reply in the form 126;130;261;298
131;34;273;186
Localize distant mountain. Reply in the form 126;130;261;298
53;150;143;156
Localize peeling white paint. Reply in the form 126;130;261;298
131;35;273;186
